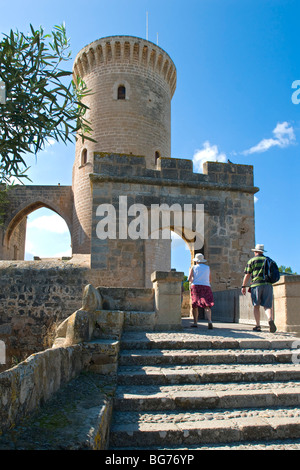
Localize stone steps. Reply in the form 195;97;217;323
119;348;293;366
109;408;300;448
111;439;300;450
120;337;296;351
109;326;300;449
114;381;300;411
117;363;300;385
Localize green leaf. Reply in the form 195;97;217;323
0;22;94;181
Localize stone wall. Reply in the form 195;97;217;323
0;340;117;447
71;36;176;255
0;258;100;370
0;185;73;260
0;273;184;442
0;343;89;433
0;256;184;371
90;153;257;290
273;275;300;334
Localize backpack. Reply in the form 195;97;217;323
263;257;280;284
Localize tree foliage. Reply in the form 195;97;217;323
183;275;190;291
0;23;93;184
279;265;298;275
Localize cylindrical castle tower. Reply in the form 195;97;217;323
71;36;176;254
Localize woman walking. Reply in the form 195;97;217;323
188;253;214;329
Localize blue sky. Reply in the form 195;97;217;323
1;0;299;276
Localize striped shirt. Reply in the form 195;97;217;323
244;255;270;287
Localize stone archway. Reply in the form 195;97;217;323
0;185;73;260
25;207;71;260
90;154;257;290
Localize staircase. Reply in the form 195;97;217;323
109;322;300;450
2;321;300;450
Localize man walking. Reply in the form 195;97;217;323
241;244;277;333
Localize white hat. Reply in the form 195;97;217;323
251;244;267;253
193;253;207;263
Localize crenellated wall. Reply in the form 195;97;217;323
90;153;257;289
73;35;176;97
0;35;259;374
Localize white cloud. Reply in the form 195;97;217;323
193;141;227;173
27;214;69;234
46;138;56;147
243;122;296;155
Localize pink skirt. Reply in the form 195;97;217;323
191;285;214;309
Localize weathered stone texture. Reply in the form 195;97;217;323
90;154;257;289
71;36;176;254
0;36;258;372
0;185;73;260
0;259;94;369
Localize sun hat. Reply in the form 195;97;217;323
193;253;207;263
251;244;267;253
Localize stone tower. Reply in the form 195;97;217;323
72;36;177;254
0;34;257;292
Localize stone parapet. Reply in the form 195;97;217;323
0;339;117;446
273;275;300;334
92;153;258;193
151;270;184;330
73;35;176;97
98;285;155;312
212;275;300;336
0;343;86;434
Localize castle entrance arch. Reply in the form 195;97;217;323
0;185;73;260
25;208;71;260
90;153;257;290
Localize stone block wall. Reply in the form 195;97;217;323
73;36;176;169
0;343;89;433
90;153;257;290
71;35;176;256
0;340;117;446
273;275;300;334
0;259;95;370
0;185;73;260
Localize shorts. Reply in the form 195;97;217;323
251;284;273;309
191;285;214;309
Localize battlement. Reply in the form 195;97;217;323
73;35;177;97
92;152;257;193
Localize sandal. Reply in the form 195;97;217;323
253;326;261;332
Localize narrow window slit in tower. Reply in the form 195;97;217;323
81;148;88;165
118;85;126;100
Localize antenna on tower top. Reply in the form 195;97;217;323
146;11;149;40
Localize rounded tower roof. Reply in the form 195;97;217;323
73;35;176;97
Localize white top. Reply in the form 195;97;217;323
192;264;211;286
